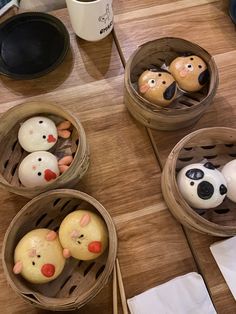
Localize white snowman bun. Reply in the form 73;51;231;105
19;151;59;187
18;116;58;152
221;160;236;203
177;162;227;209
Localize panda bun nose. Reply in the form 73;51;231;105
219;184;227;195
197;181;214;200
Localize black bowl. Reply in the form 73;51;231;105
0;12;70;79
229;0;236;24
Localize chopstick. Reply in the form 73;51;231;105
116;258;129;314
113;262;118;314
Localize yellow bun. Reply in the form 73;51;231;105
169;55;209;92
138;70;177;107
59;210;108;260
13;229;65;284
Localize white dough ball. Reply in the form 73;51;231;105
221;160;236;202
19;151;59;187
18;116;58;152
177;162;227;209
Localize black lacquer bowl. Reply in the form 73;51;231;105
0;12;70;79
229;0;236;24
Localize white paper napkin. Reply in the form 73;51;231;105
210;236;236;300
127;272;216;314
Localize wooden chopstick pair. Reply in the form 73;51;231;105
113;258;129;314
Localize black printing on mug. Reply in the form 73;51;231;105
98;4;111;24
100;20;113;34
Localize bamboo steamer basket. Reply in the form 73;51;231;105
161;127;236;237
2;189;117;311
124;37;219;130
0;102;89;198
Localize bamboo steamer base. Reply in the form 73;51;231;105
124;37;219;131
2;189;117;311
0;102;89;198
124;84;206;130
162;127;236;237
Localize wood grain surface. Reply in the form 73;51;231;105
0;5;198;314
114;0;236;312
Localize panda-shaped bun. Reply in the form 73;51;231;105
177;162;227;209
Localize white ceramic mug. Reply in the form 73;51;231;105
66;0;113;41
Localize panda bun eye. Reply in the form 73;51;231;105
186;168;204;180
203;162;215;170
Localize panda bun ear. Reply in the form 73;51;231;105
203;162;215;170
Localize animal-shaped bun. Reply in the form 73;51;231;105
138;70;177;107
59;210;108;260
177;162;227;209
19;151;60;187
18;117;58;152
13;229;65;284
221;160;236;203
169;55;209;92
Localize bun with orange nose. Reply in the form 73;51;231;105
138;69;177;107
18;116;58;152
13;229;65;284
169;55;209;92
18;151;60;187
18;117;72;153
59;210;108;261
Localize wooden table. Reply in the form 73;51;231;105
114;0;236;312
0;1;235;313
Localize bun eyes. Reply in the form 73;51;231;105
186;64;194;71
186;63;203;71
148;79;156;87
148;79;167;87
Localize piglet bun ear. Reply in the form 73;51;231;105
46;230;57;241
80;213;91;227
63;248;71;259
13;261;23;274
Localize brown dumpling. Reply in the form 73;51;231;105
169;55;209;92
138;70;177;107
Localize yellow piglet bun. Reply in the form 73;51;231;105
169;55;209;92
138;69;177;107
13;229;65;284
59;210;108;261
